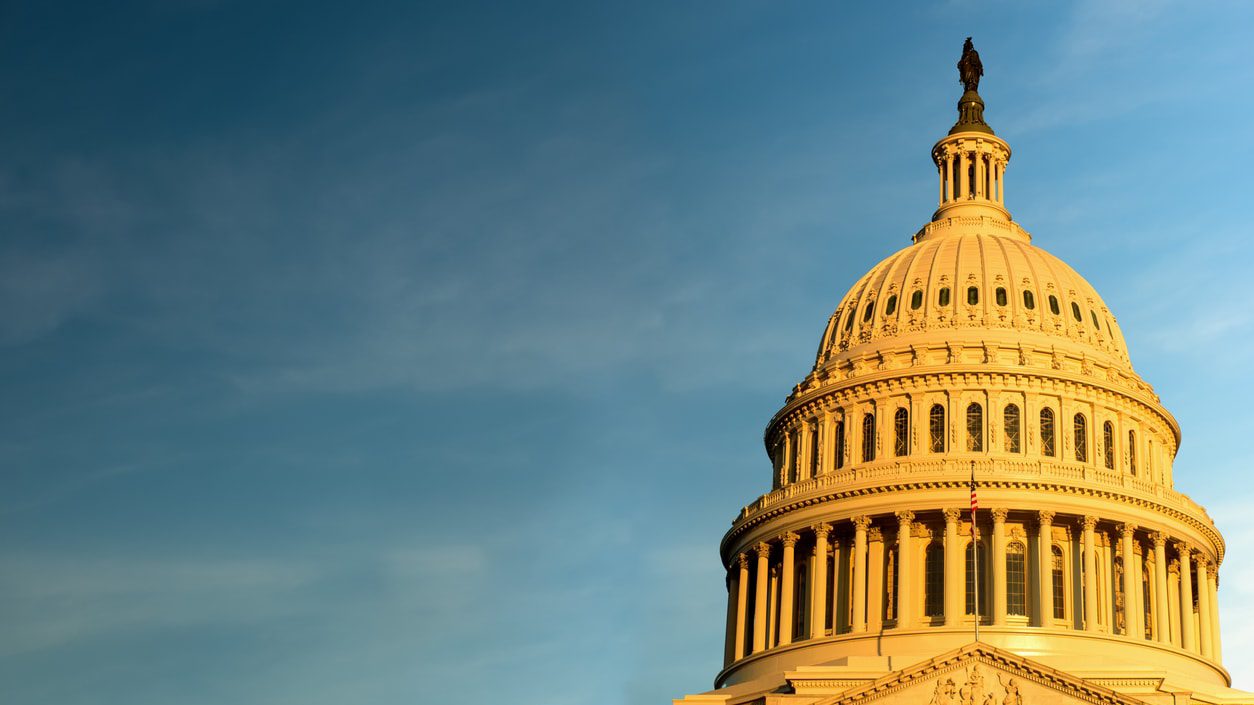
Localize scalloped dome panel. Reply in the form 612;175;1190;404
816;229;1132;372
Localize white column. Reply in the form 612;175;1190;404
1152;532;1169;643
1120;524;1137;637
752;542;770;653
1083;516;1098;632
944;509;963;626
895;511;915;629
733;553;749;660
1176;541;1196;652
868;528;885;631
1038;511;1055;626
1196;552;1213;658
779;532;798;646
852;517;869;633
811;524;831;639
992;508;1008;626
1207;563;1222;661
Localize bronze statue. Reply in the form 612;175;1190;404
958;37;983;93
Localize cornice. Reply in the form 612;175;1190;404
720;476;1223;567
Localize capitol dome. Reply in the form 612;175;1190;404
677;40;1250;705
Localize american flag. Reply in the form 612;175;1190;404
969;461;978;513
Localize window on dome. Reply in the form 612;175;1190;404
1004;404;1021;453
967;286;979;305
1040;408;1056;457
864;302;875;322
1071;302;1082;322
929;404;946;453
938;287;951;306
911;290;923;310
1023;291;1036;310
1091;311;1100;329
965;540;989;616
1051;546;1066;619
1103;421;1114;470
995;287;1007;306
809;423;820;478
894;408;909;457
845;310;855;331
1007;542;1027;616
1128;430;1136;476
885;294;898;316
1073;413;1088;462
966;403;984;452
1048;295;1060;315
862;413;876;463
788;429;800;483
925;542;945;618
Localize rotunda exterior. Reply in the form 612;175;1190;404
676;41;1252;705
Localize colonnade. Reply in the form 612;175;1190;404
724;509;1222;667
935;141;1005;206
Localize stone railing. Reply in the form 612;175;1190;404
740;456;1209;525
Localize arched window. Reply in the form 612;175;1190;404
967;286;979;305
885;294;898;316
1050;545;1066;619
1091;311;1100;329
1127;430;1136;476
1071;302;1083;322
1074;413;1088;462
911;290;923;310
794;562;809;638
844;309;856;331
862;413;876;463
965;540;989;616
1004;404;1021;453
929;404;946;453
1023;290;1036;310
966;403;984;452
995;287;1007;306
863;301;875;322
1103;421;1115;470
938;287;951;307
925;542;945;617
1007;541;1027;616
788;429;800;483
894;408;909;457
809;423;820;477
1040;408;1056;457
1048;295;1061;316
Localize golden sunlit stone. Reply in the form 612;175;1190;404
673;40;1251;705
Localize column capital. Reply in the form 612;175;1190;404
1037;510;1055;525
1119;523;1138;539
943;508;964;522
1082;515;1098;530
812;523;832;540
1191;548;1208;562
868;527;884;541
736;552;749;570
991;507;1009;522
895;510;915;526
781;531;800;548
1168;559;1180;575
853;515;872;531
1172;540;1193;557
755;542;772;558
1207;562;1219;579
1150;531;1166;547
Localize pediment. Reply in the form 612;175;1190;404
808;644;1153;705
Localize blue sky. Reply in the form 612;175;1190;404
3;2;1254;703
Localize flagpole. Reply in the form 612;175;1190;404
971;459;979;642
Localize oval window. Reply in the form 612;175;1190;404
1023;291;1035;310
1048;295;1060;315
967;286;979;305
864;302;875;322
995;287;1007;306
1071;302;1082;322
885;295;898;316
911;290;923;310
845;310;856;331
938;287;951;306
1090;311;1100;329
